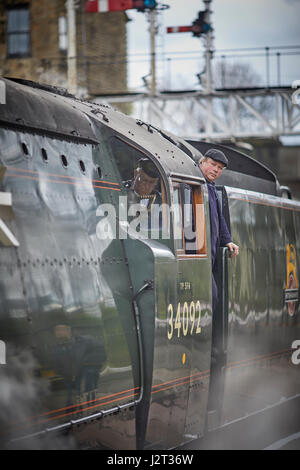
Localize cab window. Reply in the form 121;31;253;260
172;181;207;257
109;136;169;240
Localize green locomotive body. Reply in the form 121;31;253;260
0;78;299;449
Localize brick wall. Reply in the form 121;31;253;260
0;0;128;96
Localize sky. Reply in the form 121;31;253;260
125;0;300;91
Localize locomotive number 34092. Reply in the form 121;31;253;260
167;301;202;340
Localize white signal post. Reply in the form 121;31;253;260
149;9;157;96
204;0;213;137
203;0;213;92
167;0;214;134
67;0;77;95
166;0;213;93
84;1;169;98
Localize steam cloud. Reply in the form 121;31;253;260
0;346;75;450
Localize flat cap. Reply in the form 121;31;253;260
204;148;228;167
137;158;160;178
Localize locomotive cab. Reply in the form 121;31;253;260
97;123;214;448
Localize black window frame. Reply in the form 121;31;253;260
6;4;31;58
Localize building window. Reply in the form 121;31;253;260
7;5;30;58
58;16;68;52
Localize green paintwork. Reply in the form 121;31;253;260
0;78;299;450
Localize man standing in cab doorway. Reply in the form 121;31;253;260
199;149;239;310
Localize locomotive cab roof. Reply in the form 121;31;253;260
0;77;285;198
0;77;200;182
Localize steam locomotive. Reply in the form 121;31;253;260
0;77;299;449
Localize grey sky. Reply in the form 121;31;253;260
126;0;300;90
